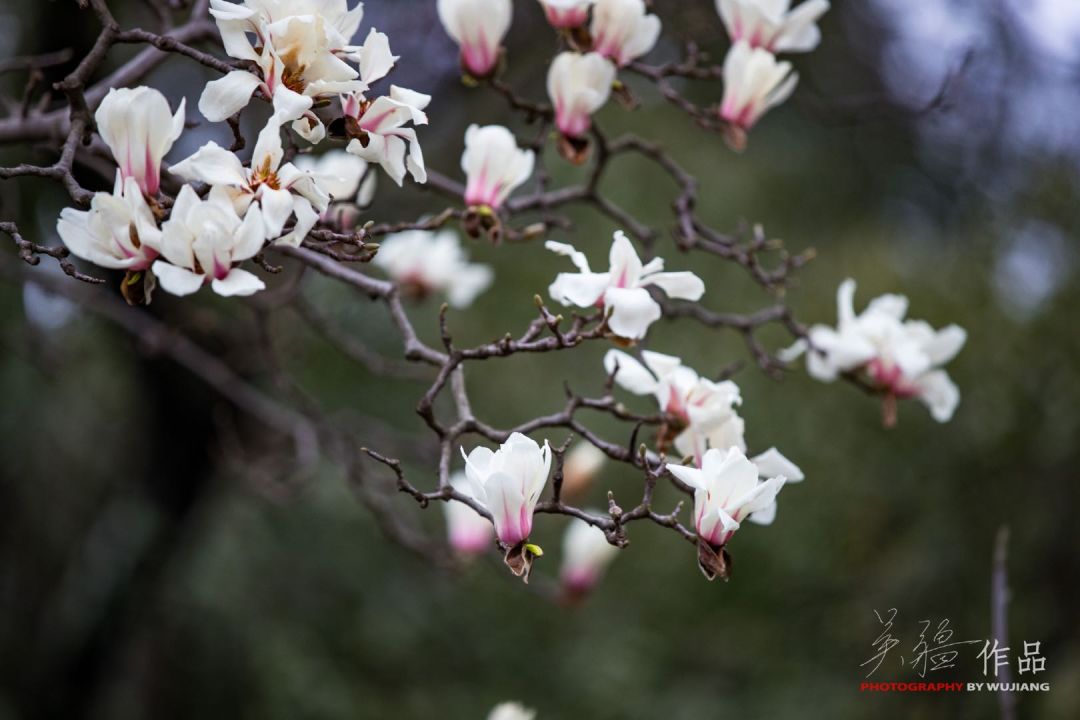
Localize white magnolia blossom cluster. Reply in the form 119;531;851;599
48;0;967;590
201;0;430;184
783;279;967;423
55;0;429;301
603;348;805;578
716;0;831;147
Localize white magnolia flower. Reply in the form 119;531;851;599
461;433;552;548
95;87;185;197
443;472;494;555
152;184;266;297
461;124;535;210
604;349;745;461
590;0;662;67
200;0;371;141
667;446;787;548
57;173;162;271
487;702;536;720
784;279;967;422
437;0;513;78
169;115;329;247
560;516;619;594
373;229;493;308
560;441;606;499
716;0;830;53
720;40;798;131
547;51;616;139
546;231;705;340
342;86;429;186
539;0;592;28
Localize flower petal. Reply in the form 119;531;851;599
548;271;610;308
604;286;661;339
914;370;960;422
750;447;804;482
643;270;705;301
169;141;247;187
258;187;295;239
198;70;261;122
211;267;265;297
153;260;205;296
602;350;659;396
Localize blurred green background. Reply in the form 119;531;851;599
1;1;1078;718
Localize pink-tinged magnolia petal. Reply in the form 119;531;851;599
731;476;787;524
608;231;643;286
208;0;254;22
198;70;261;122
545;240;592;273
348;133;407;186
251;115;285;173
836;277;857;327
810;324;876;375
277;163;331;211
291;115;327;144
292;151;368;201
924;325;967;366
914;370;960;422
400;127;428;184
720;41;796;129
462;445;497;500
258;187;295;239
56;207;137;270
643;271;705;301
865;292;909;320
390;85;432;116
698;506;740;545
777;338;807;363
271;85;313;123
777;0;830;52
153;260;205;296
603;349;659;396
232;205;267;261
211;267;265;297
212;14;259;61
746;500;776;526
750;447;804;483
274;196;318;248
357;96;411;134
158;189;199;268
642;350;684;380
548;271;610;308
169;142;247;187
357;28;398;86
603;286;661;339
484;470;529;546
665;462;707;491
